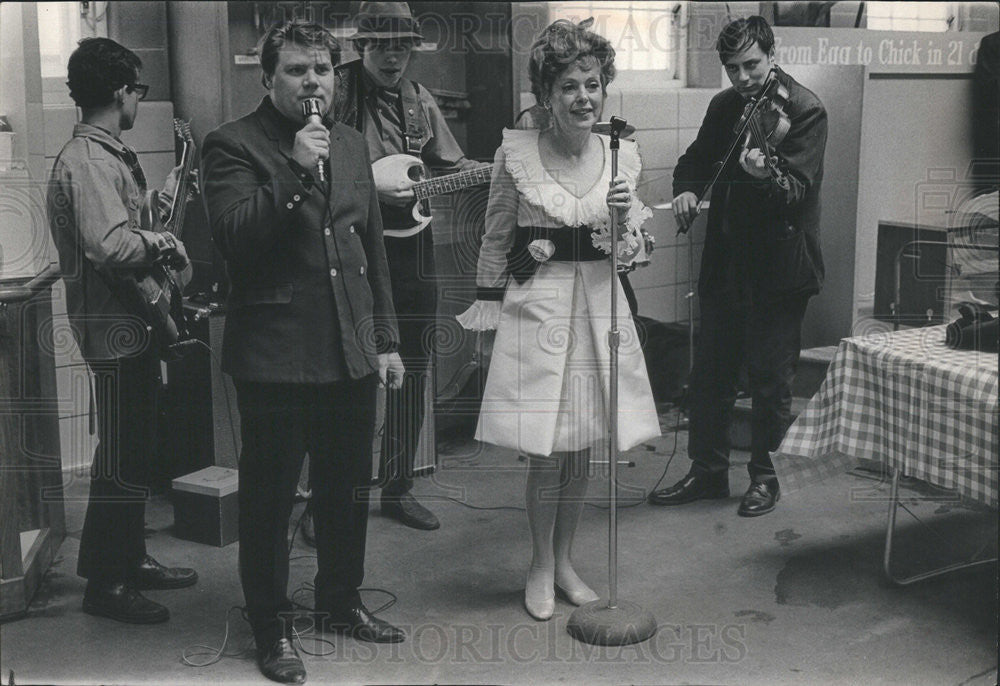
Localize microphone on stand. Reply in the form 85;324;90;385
608;115;629;139
300;98;326;183
592;119;636;138
567;112;657;648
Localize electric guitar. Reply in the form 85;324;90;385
371;154;493;238
131;119;197;359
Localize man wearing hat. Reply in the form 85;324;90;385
334;1;477;531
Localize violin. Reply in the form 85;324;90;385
736;71;791;190
675;69;791;235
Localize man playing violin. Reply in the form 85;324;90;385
649;15;827;516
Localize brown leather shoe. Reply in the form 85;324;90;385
737;480;780;517
256;637;306;684
83;580;169;624
132;555;198;590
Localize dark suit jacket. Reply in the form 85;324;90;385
202;97;398;383
674;67;827;304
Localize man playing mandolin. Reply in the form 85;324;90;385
649;16;828;517
47;38;198;625
333;1;481;531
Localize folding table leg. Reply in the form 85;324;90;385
882;468;997;586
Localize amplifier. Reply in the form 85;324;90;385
157;306;436;493
154;305;239;491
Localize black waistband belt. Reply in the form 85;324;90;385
506;225;606;284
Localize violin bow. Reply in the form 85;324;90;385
680;70;780;234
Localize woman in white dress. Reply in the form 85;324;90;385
458;19;661;621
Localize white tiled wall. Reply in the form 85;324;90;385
618;86;723;325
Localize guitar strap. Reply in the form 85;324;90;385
87;133;148;192
398;79;427;155
336;61;428;156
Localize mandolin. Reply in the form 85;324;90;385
371;154;493;238
131;119;197;359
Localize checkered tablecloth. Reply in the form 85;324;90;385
772;325;999;508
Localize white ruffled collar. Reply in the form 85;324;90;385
501;128;643;228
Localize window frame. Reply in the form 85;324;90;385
546;1;688;90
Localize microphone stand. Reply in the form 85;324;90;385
567;116;657;647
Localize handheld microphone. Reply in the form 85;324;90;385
300;98;326;183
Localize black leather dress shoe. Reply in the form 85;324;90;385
256;637;306;684
737;480;780;517
381;492;440;530
83;580;169;624
648;471;730;506
319;604;406;643
132;555;198;590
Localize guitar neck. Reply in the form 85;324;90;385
413;164;493;201
165;121;196;238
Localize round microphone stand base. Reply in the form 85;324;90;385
566;599;657;646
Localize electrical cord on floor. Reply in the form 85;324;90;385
181;606;256;667
287;504;399;614
181;503;400;667
644;403;685;496
180;605;335;665
587;404;685;510
442;496;525;512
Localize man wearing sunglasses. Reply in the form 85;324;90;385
47;37;197;625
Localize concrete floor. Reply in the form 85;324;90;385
2;411;997;686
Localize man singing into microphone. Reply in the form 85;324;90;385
649;16;827;517
202;20;406;684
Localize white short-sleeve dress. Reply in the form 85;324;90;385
463;128;661;456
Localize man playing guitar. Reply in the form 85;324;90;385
333;1;481;531
46;38;197;625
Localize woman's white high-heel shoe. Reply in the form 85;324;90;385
524;591;555;621
524;568;555;621
554;582;599;606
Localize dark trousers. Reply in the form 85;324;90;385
77;350;159;581
235;375;378;645
687;295;809;481
380;230;436;497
